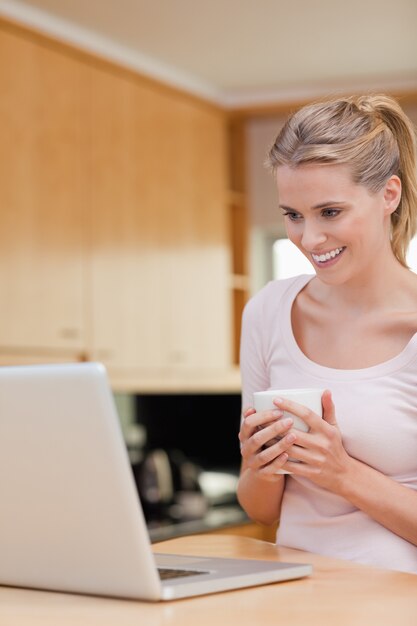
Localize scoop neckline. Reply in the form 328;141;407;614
280;274;417;381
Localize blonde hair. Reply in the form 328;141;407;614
267;94;417;267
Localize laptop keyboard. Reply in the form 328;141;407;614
158;567;209;580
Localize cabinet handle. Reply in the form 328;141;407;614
95;349;114;361
169;350;188;364
58;328;80;339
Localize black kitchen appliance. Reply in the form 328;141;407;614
133;392;242;527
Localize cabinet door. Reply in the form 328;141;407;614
163;105;231;370
89;68;169;370
0;27;89;356
89;67;231;374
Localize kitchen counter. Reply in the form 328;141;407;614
147;504;249;543
1;534;416;625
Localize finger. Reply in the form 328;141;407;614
239;407;259;443
284;443;323;465
245;408;285;430
273;397;321;429
239;413;270;445
256;431;297;471
258;452;289;476
242;417;293;455
251;417;294;451
321;389;337;426
281;459;313;477
255;438;291;469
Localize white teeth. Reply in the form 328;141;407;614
312;247;344;263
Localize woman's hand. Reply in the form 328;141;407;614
276;390;352;491
239;404;297;481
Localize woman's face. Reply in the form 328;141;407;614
276;163;401;286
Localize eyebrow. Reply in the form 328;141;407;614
279;201;349;211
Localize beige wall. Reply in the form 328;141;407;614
246;115;286;236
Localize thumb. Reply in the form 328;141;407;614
322;389;337;426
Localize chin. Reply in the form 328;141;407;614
315;269;351;286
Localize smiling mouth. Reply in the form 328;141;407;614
311;246;346;264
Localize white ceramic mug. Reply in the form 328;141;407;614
253;388;324;474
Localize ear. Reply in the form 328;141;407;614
383;175;402;216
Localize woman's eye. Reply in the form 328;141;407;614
322;209;341;218
282;211;302;221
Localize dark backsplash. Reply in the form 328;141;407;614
134;393;242;472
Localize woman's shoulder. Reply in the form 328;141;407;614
244;274;313;315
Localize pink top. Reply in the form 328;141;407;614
240;274;417;574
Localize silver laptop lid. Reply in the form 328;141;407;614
0;362;162;599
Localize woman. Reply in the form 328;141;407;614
237;94;417;574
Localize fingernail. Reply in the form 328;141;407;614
282;417;293;427
274;397;283;405
287;433;296;443
272;409;283;417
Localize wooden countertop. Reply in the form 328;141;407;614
148;505;249;543
0;534;416;626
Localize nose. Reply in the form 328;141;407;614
300;220;327;251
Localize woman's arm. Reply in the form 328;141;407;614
279;391;417;546
237;465;285;527
338;457;417;546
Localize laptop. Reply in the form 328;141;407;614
0;362;312;601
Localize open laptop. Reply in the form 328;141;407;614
0;362;312;601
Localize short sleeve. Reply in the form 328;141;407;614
239;291;270;419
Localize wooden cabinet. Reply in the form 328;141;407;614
88;64;231;379
0;20;235;389
0;25;89;361
228;120;250;365
87;65;167;371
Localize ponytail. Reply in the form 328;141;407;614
365;95;417;266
